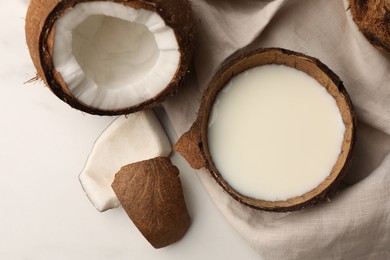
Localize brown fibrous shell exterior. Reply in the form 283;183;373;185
111;157;191;249
350;0;390;54
26;0;196;115
174;48;357;212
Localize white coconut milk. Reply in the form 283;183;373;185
208;65;346;201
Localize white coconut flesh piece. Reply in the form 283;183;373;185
79;109;172;212
53;1;180;110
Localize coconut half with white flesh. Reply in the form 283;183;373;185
25;0;195;115
79;109;172;212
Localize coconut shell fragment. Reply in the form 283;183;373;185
173;122;206;170
111;157;191;249
350;0;390;54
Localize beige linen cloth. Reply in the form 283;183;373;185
162;0;390;259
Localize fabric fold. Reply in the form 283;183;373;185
162;0;390;258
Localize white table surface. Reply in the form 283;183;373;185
0;1;260;259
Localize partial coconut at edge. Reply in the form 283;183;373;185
350;0;390;54
25;0;196;115
174;48;357;212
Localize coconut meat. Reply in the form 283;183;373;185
79;109;172;212
53;1;180;110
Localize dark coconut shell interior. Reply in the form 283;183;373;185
175;48;356;212
26;0;196;115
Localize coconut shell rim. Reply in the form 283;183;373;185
194;47;357;212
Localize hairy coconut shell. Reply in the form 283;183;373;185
25;0;196;115
111;157;191;249
350;0;390;54
174;48;356;212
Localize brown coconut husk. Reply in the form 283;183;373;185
111;157;191;249
350;0;390;54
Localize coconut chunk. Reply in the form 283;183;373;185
112;157;191;248
79;110;171;212
53;1;180;111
